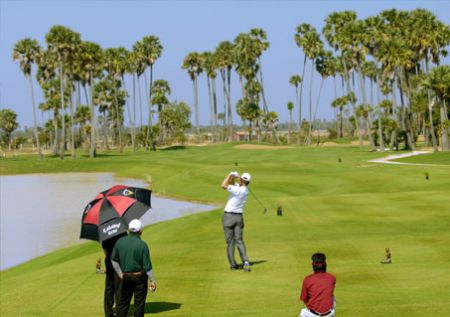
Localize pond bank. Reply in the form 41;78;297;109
0;173;217;270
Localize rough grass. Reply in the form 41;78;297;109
1;144;450;316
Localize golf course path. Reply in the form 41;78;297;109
366;150;440;166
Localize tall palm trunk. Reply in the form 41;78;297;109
333;76;338;137
52;109;59;155
102;110;109;150
341;56;362;145
132;73;137;152
212;77;218;143
68;85;76;158
288;109;292;144
298;54;307;144
89;73;96;158
59;61;65;160
122;75;134;150
376;81;385;151
425;55;438;152
143;72;150;149
439;98;449;151
226;68;233;142
390;77;399;150
207;77;214;143
356;64;376;150
138;75;143;132
113;79;123;153
193;75;201;144
398;69;414;150
307;59;314;146
220;70;227;141
258;63;279;144
145;65;154;150
313;76;325;145
27;75;43;160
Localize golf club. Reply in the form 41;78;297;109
248;188;268;214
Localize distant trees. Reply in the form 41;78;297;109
12;38;43;159
10;8;450;159
0;109;19;151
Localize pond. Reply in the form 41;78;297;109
0;173;217;270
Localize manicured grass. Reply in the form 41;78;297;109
395;152;450;165
1;144;450;316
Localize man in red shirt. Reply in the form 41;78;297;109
299;252;336;317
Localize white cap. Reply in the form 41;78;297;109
128;219;143;232
241;172;251;182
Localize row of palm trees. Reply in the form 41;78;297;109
182;28;281;144
11;8;450;161
291;8;450;151
13;26;165;159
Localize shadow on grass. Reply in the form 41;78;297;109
160;145;186;151
234;260;267;269
128;301;182;315
80;153;125;158
249;260;267;266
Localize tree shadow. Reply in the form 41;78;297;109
160;145;186;151
80;153;124;158
128;301;182;315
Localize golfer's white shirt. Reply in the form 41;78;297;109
224;184;249;214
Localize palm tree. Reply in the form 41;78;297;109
424;65;450;151
182;52;204;144
127;51;140;151
313;49;334;143
215;41;234;141
294;24;312;144
151;79;171;145
295;24;323;145
203;51;218;143
287;101;294;144
323;11;364;146
289;74;302;142
236;98;260;141
80;41;102;157
36;53;61;156
45;25;81;159
116;48;135;151
133;36;163;149
12;38;44;160
0;109;19;152
131;43;147;135
74;105;90;146
331;96;347;138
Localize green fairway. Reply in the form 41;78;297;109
1;144;450;316
395;152;450;165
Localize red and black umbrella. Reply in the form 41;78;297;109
80;185;151;242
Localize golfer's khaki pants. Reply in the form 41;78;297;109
222;213;248;265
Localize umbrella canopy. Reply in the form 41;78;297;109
80;185;151;242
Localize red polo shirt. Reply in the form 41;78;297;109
300;272;336;314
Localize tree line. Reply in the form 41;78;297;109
3;8;450;159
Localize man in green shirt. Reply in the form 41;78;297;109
111;219;156;317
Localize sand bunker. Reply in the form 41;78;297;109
234;144;294;150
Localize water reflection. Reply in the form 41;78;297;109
0;173;216;270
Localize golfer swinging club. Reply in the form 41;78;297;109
221;171;251;272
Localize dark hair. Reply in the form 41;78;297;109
311;252;327;272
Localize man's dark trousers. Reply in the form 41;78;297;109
104;272;120;317
116;274;148;317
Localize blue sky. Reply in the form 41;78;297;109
1;0;449;128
